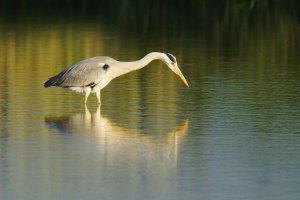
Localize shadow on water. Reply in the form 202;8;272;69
44;105;189;165
43;106;189;199
0;1;299;199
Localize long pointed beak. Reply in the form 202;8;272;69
169;63;189;87
178;73;189;87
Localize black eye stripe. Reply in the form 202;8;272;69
166;53;176;63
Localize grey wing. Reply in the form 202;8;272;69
44;58;108;88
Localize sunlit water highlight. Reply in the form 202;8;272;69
0;19;299;200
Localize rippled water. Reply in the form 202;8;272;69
0;19;300;200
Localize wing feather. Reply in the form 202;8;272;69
44;56;112;88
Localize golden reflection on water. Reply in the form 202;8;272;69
45;106;189;166
0;15;300;200
0;19;188;115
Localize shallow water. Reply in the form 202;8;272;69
0;19;300;200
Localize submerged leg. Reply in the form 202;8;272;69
84;104;92;120
96;90;101;104
84;88;91;104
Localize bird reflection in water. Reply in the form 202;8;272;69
45;106;189;166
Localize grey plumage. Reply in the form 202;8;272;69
44;56;113;88
44;52;189;104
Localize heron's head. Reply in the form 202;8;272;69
162;53;189;87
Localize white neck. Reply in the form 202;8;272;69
112;52;166;78
129;52;165;70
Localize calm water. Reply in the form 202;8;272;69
0;19;300;200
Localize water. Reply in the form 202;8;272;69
0;18;300;200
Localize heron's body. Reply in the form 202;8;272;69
44;52;188;104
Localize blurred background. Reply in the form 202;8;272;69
0;1;300;200
1;0;300;35
1;0;299;109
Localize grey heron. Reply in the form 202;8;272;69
44;52;189;104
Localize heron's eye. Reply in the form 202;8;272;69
171;62;175;65
103;64;109;70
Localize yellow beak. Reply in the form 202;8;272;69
178;73;189;87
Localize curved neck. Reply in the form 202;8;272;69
126;52;164;71
112;52;164;77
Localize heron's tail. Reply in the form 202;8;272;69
44;76;58;88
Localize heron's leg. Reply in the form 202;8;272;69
96;91;101;104
84;88;91;104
